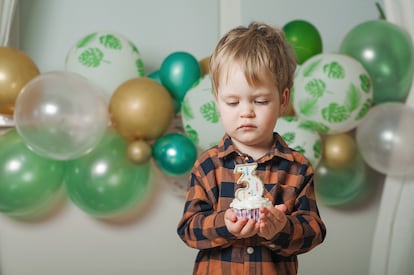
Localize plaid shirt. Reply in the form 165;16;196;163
177;133;326;275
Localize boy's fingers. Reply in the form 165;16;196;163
275;204;287;213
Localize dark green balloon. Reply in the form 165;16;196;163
152;133;197;176
283;20;323;64
340;20;414;104
159;51;201;102
0;129;66;216
64;129;151;217
315;153;368;207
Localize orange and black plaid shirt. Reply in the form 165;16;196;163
177;133;326;275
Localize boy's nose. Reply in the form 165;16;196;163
241;106;255;117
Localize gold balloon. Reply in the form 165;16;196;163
127;139;152;164
110;77;174;141
322;133;357;169
0;47;40;114
199;56;210;76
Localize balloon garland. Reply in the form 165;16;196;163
0;8;414;220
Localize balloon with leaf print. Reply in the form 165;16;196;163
275;116;322;167
181;75;224;150
65;31;145;100
292;53;373;134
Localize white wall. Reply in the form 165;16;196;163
0;1;386;275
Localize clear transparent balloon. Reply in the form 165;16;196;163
14;71;109;160
356;102;414;176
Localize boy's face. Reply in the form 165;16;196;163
215;64;289;155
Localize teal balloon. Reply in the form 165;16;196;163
340;20;414;104
153;133;197;176
315;153;368;207
148;69;181;113
0;129;66;217
147;70;162;84
159;51;201;102
65;129;151;217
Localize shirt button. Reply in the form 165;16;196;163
246;247;254;254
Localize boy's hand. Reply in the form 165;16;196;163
224;208;259;239
258;204;288;240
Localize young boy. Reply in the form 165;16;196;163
177;22;326;275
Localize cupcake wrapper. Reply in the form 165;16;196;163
233;208;261;222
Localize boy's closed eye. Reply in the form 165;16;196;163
224;98;240;106
254;99;269;105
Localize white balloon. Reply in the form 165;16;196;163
275;116;322;167
181;75;225;150
356;102;414;176
65;31;145;100
293;53;373;134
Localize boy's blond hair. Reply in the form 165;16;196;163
209;22;296;97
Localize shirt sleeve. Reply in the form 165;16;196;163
261;165;327;256
177;161;236;250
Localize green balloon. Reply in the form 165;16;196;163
315;153;368;207
160;51;201;102
340;20;414;104
0;129;66;217
64;129;152;217
152;133;197;176
283;20;323;64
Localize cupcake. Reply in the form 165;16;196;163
230;196;272;222
230;163;272;222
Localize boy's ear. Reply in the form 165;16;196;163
279;88;290;116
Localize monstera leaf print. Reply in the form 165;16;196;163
298;120;330;133
76;32;97;48
200;101;219;123
293;145;306;154
181;98;194;120
281;132;295;144
298;97;318;116
305;79;326;98
344;83;361;113
302;58;322;77
313;139;322;159
184;124;199;145
99;34;122;50
321;103;350;123
78;48;105;67
323;61;345;79
356;98;373;120
136;59;145;76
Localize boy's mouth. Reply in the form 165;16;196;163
238;124;256;130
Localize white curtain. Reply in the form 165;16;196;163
0;0;17;46
369;1;414;275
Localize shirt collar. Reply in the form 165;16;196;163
217;133;295;162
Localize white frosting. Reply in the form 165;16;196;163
230;196;272;210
